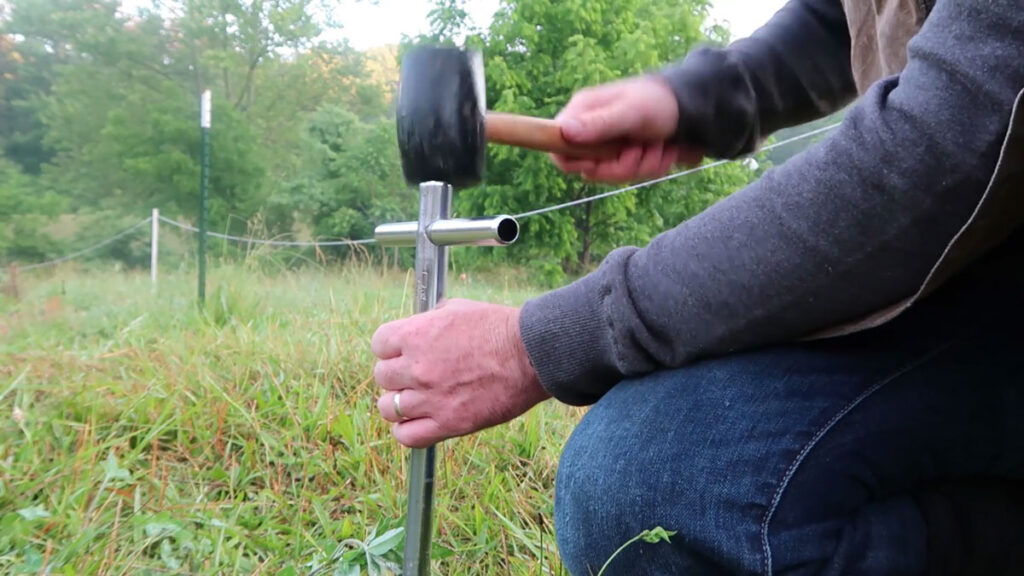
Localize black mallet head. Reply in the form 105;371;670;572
396;46;486;189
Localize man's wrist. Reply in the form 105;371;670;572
657;45;760;158
516;249;640;407
508;306;550;405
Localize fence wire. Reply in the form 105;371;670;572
515;122;840;219
157;216;377;247
4;122;839;272
16;218;153;273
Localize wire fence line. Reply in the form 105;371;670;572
7;216;375;276
514;122;841;219
4;122;839;273
157;216;378;247
18;218;154;273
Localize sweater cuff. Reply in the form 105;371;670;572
657;45;760;159
518;250;636;406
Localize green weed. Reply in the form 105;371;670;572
595;527;677;576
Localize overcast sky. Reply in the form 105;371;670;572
118;0;789;52
333;0;789;50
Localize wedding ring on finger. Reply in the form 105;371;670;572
394;391;407;421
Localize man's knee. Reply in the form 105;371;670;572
550;344;909;575
554;366;771;575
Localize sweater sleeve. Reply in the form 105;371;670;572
659;0;858;158
519;0;1024;406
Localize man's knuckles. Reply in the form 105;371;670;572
408;360;441;389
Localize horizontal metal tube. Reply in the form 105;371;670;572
375;215;519;247
428;216;519;246
374;221;421;246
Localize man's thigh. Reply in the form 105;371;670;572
553;310;1024;575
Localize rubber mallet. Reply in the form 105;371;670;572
396;45;619;188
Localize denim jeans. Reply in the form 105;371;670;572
554;238;1024;575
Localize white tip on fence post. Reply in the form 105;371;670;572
201;90;212;129
151;208;159;288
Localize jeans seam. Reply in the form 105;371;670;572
759;340;954;575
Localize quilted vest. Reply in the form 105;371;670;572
814;0;1024;338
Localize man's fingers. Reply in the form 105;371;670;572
561;100;637;144
583;144;644;182
555;141;682;183
378;389;431;423
393;418;448;449
550;152;597;174
659;145;681;174
370;322;402;359
634;142;667;180
373;358;415;391
557;85;621;119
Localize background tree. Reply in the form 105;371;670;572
0;32;54;175
1;0;402;251
0;158;63;262
277;105;413;259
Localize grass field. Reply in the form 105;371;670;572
0;264;588;574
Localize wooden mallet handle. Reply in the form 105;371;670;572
485;112;621;160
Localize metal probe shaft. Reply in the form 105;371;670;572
402;181;451;575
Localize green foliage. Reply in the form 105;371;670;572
43;72;266;226
0;158;63;262
0;35;54;175
1;0;393;266
304;526;405;575
276;105;414;263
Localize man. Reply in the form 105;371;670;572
372;0;1024;573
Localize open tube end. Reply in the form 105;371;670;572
495;217;519;244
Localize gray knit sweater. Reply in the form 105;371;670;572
518;0;1024;406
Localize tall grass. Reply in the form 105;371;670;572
0;264;584;574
